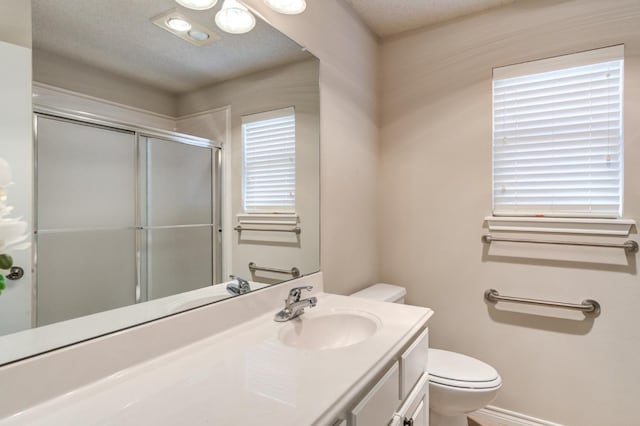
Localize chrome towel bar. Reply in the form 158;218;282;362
484;289;600;315
249;262;301;278
235;225;301;234
482;234;638;253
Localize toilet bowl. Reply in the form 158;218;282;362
428;349;501;426
351;283;501;426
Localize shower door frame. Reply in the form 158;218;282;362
32;107;222;327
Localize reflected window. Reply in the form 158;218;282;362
242;107;296;212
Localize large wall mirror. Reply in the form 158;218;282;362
0;0;319;365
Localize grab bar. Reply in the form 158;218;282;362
235;225;301;235
482;234;638;253
249;262;301;278
484;289;600;315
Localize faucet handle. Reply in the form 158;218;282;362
287;285;313;302
289;285;313;294
229;274;248;283
228;275;251;293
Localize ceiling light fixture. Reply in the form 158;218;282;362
153;10;221;46
263;0;306;15
215;0;256;34
175;0;218;10
166;17;192;32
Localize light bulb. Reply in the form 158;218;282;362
166;17;192;32
175;0;218;10
215;0;256;34
264;0;306;15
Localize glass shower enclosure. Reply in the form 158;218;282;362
34;113;221;326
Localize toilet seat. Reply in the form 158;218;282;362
428;349;502;390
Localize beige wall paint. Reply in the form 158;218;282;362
380;1;640;425
33;49;177;117
0;0;31;48
233;0;380;295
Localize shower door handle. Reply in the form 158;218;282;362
6;266;24;280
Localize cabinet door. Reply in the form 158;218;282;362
395;373;429;426
408;397;427;426
350;362;400;426
400;328;429;399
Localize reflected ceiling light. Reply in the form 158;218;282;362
166;17;192;32
188;29;210;41
263;0;306;15
152;10;221;46
175;0;218;10
215;0;256;34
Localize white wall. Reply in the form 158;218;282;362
33;49;177;117
379;1;640;425
0;1;32;335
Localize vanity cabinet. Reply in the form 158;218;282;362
338;328;430;426
0;287;434;426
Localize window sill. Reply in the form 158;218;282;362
237;213;298;221
236;213;299;227
485;216;636;236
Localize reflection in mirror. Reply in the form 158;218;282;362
0;0;319;365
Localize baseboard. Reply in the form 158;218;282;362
473;406;565;426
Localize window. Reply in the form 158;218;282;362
242;107;296;213
492;46;623;218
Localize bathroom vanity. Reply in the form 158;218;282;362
0;273;432;425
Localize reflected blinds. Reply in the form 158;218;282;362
242;107;296;212
492;47;623;218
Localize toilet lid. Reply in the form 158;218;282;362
428;349;499;386
350;283;406;303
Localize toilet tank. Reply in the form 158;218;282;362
350;283;407;304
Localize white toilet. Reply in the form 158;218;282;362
351;283;502;426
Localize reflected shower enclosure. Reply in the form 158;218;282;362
34;114;221;326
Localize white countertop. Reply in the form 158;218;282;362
1;293;431;425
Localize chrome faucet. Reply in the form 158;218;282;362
274;286;317;322
227;275;251;296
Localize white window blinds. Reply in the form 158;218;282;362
242;107;296;212
492;46;624;218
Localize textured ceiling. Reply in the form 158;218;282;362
32;0;311;94
343;0;516;37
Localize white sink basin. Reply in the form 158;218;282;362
278;310;381;350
